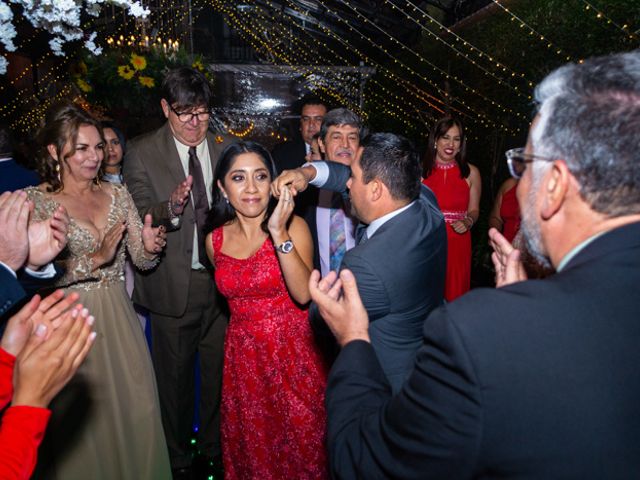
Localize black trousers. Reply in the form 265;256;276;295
150;269;228;469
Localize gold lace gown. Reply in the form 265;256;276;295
26;184;171;480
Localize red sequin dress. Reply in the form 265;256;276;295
500;183;521;243
212;227;329;480
423;162;471;301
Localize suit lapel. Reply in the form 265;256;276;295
160;123;188;185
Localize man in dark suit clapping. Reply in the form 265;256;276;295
311;51;640;478
273;133;446;391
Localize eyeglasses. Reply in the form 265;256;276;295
169;104;210;123
505;147;555;179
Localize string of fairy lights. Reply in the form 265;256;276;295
305;0;525;132
490;0;574;61
336;0;531;102
581;0;638;42
271;0;473;124
226;0;440;130
274;0;516;135
2;0;638;137
386;0;535;88
207;0;366;119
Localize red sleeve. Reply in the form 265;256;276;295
0;348;16;408
0;406;51;480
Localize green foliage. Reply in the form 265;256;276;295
71;47;212;120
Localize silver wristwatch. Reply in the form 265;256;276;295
276;239;294;254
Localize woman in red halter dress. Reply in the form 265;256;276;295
205;142;328;480
422;117;481;301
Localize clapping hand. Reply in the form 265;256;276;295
169;176;193;216
268;185;294;239
309;269;371;347
91;221;126;268
489;227;527;287
26;205;70;270
12;303;96;408
142;214;167;255
0;290;81;357
0;190;31;271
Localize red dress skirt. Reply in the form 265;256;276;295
212;227;328;480
423;162;471;301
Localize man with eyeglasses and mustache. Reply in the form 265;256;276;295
124;67;228;480
308;51;640;478
302;108;364;276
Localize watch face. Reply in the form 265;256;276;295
280;240;293;253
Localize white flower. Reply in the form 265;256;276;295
85;31;102;55
0;1;16;52
49;37;65;56
2;0;150;74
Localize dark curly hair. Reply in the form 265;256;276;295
423;116;469;179
208;141;279;234
36;102;104;192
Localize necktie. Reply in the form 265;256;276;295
188;146;209;265
329;192;346;272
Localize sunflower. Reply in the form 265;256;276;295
118;65;135;80
192;59;204;71
76;78;92;92
138;76;155;88
130;53;147;71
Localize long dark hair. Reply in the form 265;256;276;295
208;141;278;234
36;102;104;192
423;116;469;179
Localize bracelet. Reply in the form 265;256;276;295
168;199;177;219
465;215;474;229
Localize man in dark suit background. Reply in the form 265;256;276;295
271;94;327;174
124;67;228;478
0;124;39;193
272;95;328;224
310;51;640;478
273;133;446;391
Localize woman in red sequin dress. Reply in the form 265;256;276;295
205;142;328;480
422;117;481;301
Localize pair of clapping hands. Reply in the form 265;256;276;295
2;291;96;408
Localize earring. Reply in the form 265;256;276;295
55;162;61;182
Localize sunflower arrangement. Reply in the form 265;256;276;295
71;47;210;121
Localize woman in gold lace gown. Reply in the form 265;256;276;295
26;103;172;479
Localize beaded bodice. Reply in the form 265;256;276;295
26;184;158;291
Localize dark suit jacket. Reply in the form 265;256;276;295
320;162;447;391
0;158;39;193
327;221;640;479
123;124;229;317
0;266;25;317
271;136;306;174
1;265;61;318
